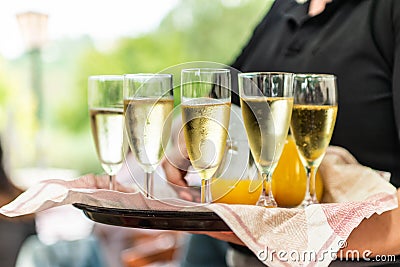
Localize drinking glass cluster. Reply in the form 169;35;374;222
88;70;337;208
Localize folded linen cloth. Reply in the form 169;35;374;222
208;146;397;266
0;146;397;267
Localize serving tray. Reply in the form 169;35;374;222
73;203;230;231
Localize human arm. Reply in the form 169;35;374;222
340;188;400;257
198;188;400;257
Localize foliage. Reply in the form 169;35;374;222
0;59;11;122
67;0;272;134
1;0;273;173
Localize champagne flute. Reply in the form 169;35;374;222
238;72;293;208
88;75;124;190
181;68;231;203
290;74;338;207
124;74;174;198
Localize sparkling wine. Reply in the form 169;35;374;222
290;104;337;165
182;98;231;180
240;97;293;173
124;98;174;172
90;107;124;175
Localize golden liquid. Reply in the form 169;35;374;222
182;100;231;180
90;107;124;175
211;136;324;207
290;104;337;165
240;97;293;173
272;135;324;207
211;178;262;205
124;98;174;172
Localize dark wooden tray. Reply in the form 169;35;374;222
73;203;230;231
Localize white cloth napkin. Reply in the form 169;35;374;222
0;146;397;267
207;146;397;266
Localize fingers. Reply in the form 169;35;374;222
308;0;332;16
114;182;137;193
175;186;201;202
161;158;188;187
162;126;191;188
162;157;200;202
162;116;200;201
189;231;244;246
95;175;136;193
72;174;136;193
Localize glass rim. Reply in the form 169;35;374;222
123;73;172;80
181;68;230;74
238;72;293;78
88;75;123;81
294;73;336;79
123;73;173;82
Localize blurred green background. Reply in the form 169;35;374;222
0;0;272;178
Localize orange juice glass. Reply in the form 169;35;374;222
211;136;323;206
211;139;262;205
272;135;323;207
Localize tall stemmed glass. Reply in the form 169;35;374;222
239;72;293;208
124;74;174;198
290;74;338;207
181;68;231;203
88;75;124;190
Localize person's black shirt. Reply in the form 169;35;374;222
231;0;400;188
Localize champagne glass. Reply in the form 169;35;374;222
124;74;174;198
290;74;338;207
210;105;262;205
181;68;231;203
238;72;293;208
88;75;124;190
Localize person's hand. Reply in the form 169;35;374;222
162;117;200;202
162;154;201;202
69;174;136;193
192;231;245;246
309;0;332;16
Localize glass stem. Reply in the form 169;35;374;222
261;175;267;199
145;171;154;198
304;165;318;204
109;175;116;191
256;172;277;208
201;179;212;204
265;172;274;201
309;165;318;203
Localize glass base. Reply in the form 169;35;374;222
297;196;319;208
256;195;277;208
